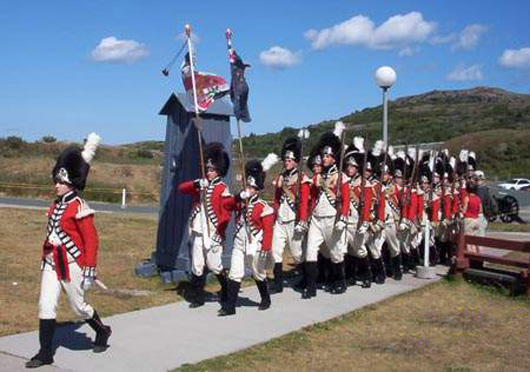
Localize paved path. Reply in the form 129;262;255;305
0;266;447;372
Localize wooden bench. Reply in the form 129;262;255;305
453;234;530;295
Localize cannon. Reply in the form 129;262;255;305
489;193;520;223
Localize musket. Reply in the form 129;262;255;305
334;128;347;223
295;128;309;213
357;139;369;230
398;144;409;226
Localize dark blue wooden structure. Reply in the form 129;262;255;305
155;93;235;272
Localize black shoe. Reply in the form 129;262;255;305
188;272;206;308
293;263;307;291
25;352;53;368
271;263;284;294
216;270;228;303
374;259;386;285
302;261;317;299
401;253;411;274
360;257;372;288
26;319;56;368
86;311;112;353
391;255;403;281
330;262;347;294
255;279;271;310
218;280;240;317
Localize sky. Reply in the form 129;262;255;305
1;0;529;144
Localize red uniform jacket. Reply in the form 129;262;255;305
223;194;274;251
178;177;231;240
416;191;425;222
371;180;386;222
401;187;417;222
349;176;373;222
43;192;99;280
443;192;452;220
272;170;310;222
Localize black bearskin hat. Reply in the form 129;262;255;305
52;133;101;191
281;136;302;162
419;163;432;184
245;160;264;190
204;142;230;177
318;132;342;162
343;150;364;170
307;145;323;169
245;153;279;190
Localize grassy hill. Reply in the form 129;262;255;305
1;86;528;202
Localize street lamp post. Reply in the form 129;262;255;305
374;66;396;147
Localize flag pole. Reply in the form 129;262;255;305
226;28;248;192
185;24;210;237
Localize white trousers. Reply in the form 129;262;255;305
38;261;94;320
367;222;401;259
306;216;347;263
398;227;412;254
228;229;268;283
346;222;368;258
190;232;223;276
272;220;304;264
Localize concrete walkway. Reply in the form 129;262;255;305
0;267;447;372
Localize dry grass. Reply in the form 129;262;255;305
177;280;530;372
0;156;161;202
0;207;180;336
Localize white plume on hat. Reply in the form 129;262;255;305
353;136;364;152
262;153;280;172
81;133;102;164
459;149;469;162
298;128;310;139
443;148;450;157
388;146;396;160
450;156;456;168
396;150;406;160
428;153;435;171
333;121;346;138
372;140;384;157
407;147;416;159
469;151;476;160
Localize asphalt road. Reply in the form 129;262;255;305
0;196;158;215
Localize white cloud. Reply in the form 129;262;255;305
446;64;484;81
451;24;487;51
259;46;302;69
91;36;149;63
499;47;530;69
399;46;419;57
429;33;456;45
305;11;436;51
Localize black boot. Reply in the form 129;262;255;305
219;280;240;316
348;255;360;285
302;262;317;299
293;263;307;291
410;249;420;271
216;270;228;303
382;247;393;278
374;258;386;285
189;272;206;308
26;319;56;368
391;255;403;281
271;263;284;294
360;257;372;288
330;262;347;294
86;310;112;353
401;253;411;274
255;279;271;310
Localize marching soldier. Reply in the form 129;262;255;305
271;136;311;293
219;155;278;316
178;143;231;308
26;134;112;368
303;122;350;298
367;144;403;282
343;137;373;288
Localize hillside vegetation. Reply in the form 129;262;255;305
1;86;528;202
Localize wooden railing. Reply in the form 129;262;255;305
453;234;530;295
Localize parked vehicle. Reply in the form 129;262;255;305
498;178;530;191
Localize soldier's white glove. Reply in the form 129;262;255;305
358;222;369;235
194;178;209;189
295;221;308;234
246;241;259;256
335;219;346;231
81;277;94;291
202;235;213;250
398;220;410;231
239;190;250;200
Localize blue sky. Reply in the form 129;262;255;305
1;0;529;144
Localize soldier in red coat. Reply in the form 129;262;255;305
304;122;350;298
219;155;278;316
178;143;231;308
26;134;112;369
270;135;311;293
